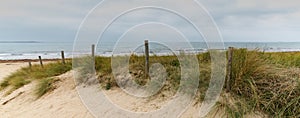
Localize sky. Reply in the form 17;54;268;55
0;0;300;42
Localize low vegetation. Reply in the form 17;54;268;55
35;77;59;98
1;49;300;117
89;49;300;117
265;51;300;68
0;61;71;96
223;49;300;117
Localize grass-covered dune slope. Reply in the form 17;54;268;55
0;61;72;97
1;49;300;117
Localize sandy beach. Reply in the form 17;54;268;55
0;62;28;82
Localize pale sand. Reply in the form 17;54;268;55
0;61;53;82
0;62;29;82
0;62;264;118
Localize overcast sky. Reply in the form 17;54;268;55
0;0;299;42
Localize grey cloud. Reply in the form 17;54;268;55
1;0;299;42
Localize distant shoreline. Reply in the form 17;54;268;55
0;58;70;63
1;42;300;60
1;49;300;61
0;41;41;43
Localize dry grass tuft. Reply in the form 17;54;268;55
0;61;71;97
228;48;300;117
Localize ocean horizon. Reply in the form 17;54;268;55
1;41;300;60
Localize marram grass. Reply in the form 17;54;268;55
0;61;71;96
1;49;300;117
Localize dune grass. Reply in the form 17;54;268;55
224;49;300;117
74;53;211;100
90;50;300;117
264;51;300;68
91;54;210;97
35;77;59;98
1;49;300;117
0;61;71;96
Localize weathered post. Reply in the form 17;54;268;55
145;40;149;79
61;51;65;64
38;56;43;68
28;61;32;69
91;44;95;58
226;47;233;91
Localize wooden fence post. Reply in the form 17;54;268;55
38;56;43;68
61;51;65;64
226;47;233;91
91;44;95;58
145;40;149;79
28;61;32;69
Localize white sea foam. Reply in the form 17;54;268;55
2;47;300;60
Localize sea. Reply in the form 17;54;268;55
1;41;300;60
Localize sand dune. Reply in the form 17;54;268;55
0;62;264;118
0;68;93;118
0;62;202;118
